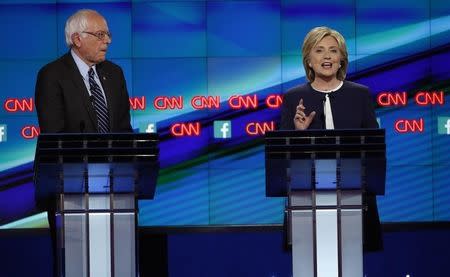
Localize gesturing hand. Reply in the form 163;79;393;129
293;99;316;130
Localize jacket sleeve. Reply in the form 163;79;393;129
117;67;133;132
279;92;295;130
361;87;379;129
35;67;66;133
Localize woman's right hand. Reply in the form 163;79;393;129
294;99;316;130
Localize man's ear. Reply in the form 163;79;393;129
71;33;81;48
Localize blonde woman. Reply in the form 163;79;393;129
280;26;382;251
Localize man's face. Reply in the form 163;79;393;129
74;13;111;66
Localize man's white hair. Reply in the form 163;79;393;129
64;9;100;47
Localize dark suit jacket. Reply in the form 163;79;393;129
279;81;383;251
35;54;133;267
280;81;378;130
35;52;132;133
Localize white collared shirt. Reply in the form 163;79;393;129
312;81;344;129
70;49;108;106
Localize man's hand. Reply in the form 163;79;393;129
294;99;316;130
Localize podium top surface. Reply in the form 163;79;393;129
265;129;385;157
35;133;159;163
37;132;157;142
265;129;386;196
34;133;160;198
265;129;384;138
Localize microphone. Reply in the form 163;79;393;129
80;121;85;133
90;95;96;109
327;90;336;100
321;95;326;129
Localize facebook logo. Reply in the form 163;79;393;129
214;121;232;139
437;117;450;135
0;125;6;142
139;123;157;133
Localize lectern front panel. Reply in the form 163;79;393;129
89;213;112;277
62;213;88;277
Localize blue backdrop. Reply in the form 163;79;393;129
0;0;449;228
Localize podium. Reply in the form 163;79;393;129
265;129;385;277
34;133;159;277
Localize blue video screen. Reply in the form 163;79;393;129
0;0;449;228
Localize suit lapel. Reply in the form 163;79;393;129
62;53;99;131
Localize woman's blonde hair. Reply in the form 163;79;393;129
302;26;348;82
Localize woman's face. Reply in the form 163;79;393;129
308;35;342;81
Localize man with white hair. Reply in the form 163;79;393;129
34;9;132;275
35;9;132;133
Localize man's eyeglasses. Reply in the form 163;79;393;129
82;31;112;41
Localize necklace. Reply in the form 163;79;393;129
311;81;343;93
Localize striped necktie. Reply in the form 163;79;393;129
88;68;110;133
